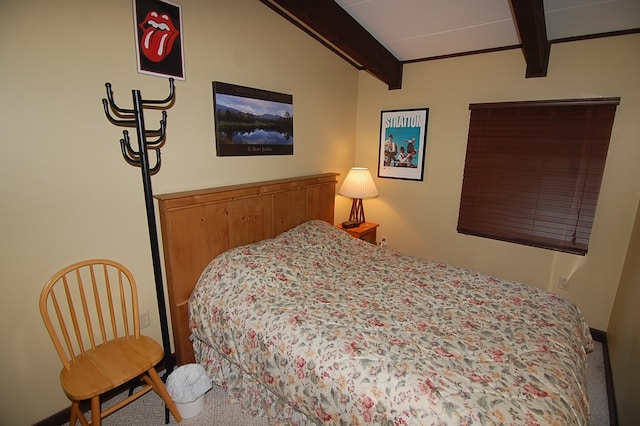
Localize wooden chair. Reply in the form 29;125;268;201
39;259;182;425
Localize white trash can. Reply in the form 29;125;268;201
166;364;212;419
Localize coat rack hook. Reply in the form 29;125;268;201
142;78;175;106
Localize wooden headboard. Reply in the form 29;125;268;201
154;173;338;365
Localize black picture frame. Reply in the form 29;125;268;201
212;82;294;156
133;0;185;81
377;108;429;181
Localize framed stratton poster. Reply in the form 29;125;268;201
378;108;429;181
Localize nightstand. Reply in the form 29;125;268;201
337;221;379;244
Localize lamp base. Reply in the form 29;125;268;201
341;220;361;228
347;198;366;225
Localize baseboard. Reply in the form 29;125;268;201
590;328;619;426
34;354;176;426
33;408;69;426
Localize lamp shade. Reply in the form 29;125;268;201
338;167;379;199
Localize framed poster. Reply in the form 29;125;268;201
213;81;294;156
133;0;186;80
378;108;429;181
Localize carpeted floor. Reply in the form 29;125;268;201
587;340;611;425
64;340;610;425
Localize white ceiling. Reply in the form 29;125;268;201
334;0;640;61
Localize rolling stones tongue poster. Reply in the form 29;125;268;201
134;0;185;80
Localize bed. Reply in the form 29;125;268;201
156;174;593;425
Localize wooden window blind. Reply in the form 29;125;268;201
457;98;619;255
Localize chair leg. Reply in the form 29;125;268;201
145;367;183;423
70;401;90;426
69;401;79;426
90;396;101;426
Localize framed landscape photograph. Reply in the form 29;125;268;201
213;81;293;156
378;108;429;181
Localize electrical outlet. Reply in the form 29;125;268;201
378;236;388;247
140;311;150;329
558;276;570;290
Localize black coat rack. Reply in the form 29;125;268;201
101;79;176;381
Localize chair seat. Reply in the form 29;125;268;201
60;335;163;401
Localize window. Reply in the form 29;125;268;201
457;98;619;255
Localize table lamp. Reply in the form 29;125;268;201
338;167;379;228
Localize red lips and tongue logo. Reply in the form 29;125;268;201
139;10;179;63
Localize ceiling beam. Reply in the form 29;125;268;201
510;0;550;77
260;0;403;90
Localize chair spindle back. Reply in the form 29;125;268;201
40;259;141;369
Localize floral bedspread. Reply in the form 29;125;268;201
189;220;593;425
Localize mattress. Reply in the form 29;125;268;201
189;220;593;424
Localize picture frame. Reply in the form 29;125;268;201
213;81;294;156
377;108;429;181
133;0;186;81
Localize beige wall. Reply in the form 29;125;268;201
608;194;640;425
2;0;638;423
354;34;640;332
0;0;357;424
